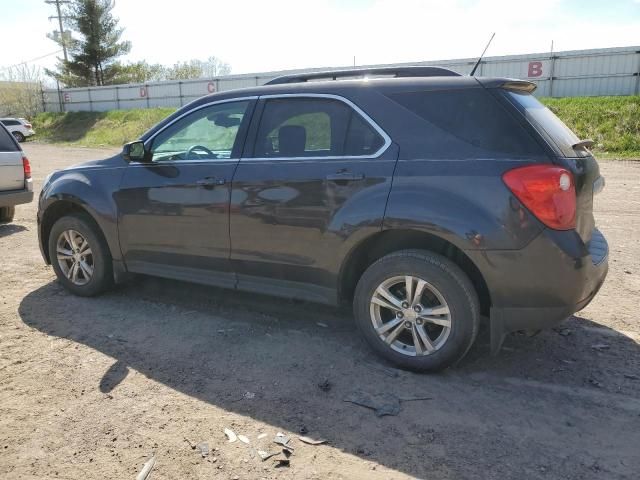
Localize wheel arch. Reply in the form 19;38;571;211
338;229;491;315
40;198;110;264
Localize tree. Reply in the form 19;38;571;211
108;61;166;84
164;57;231;81
47;0;131;86
0;64;43;118
49;57;233;86
166;60;203;80
197;56;231;78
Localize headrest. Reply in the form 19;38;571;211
278;125;306;156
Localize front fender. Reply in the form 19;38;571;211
39;166;126;262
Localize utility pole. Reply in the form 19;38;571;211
45;0;71;62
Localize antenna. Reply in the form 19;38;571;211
469;32;495;76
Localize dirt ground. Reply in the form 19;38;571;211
1;143;639;480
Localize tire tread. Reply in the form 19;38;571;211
0;206;16;223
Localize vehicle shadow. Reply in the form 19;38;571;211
0;223;27;238
18;277;640;479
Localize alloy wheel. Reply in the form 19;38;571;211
56;229;94;286
369;275;452;356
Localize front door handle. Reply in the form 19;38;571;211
196;176;226;188
325;171;365;182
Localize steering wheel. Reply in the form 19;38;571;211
186;145;215;159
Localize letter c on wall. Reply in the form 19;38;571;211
207;82;216;93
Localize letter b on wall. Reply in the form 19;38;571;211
528;61;543;77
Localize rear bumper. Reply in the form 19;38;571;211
0;189;33;208
468;227;609;353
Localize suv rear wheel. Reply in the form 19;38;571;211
353;250;479;371
12;131;25;142
48;213;113;296
0;206;15;223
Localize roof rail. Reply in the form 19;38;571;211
265;66;461;85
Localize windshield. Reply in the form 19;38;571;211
506;91;584;158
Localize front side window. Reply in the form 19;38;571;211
253;97;384;158
150;101;250;162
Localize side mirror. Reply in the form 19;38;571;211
209;113;241;128
123;141;149;162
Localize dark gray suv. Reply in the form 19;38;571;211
37;67;608;371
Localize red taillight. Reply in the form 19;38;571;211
22;156;31;180
24;123;32;129
503;164;576;230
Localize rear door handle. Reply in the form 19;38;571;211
196;176;226;187
325;172;365;182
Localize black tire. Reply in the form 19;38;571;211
48;213;113;296
0;206;15;223
353;249;479;372
12;131;25;142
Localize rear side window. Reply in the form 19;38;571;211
2;120;19;126
388;88;543;159
253;98;385;158
506;91;582;158
0;124;19;151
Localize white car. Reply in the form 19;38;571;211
0;118;35;142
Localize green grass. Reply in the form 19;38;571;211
32;108;175;147
542;96;640;158
31;95;640;158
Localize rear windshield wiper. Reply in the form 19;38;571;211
572;139;595;150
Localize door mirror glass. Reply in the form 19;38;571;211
123;141;147;161
209;112;242;128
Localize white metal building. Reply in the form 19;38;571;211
43;45;640;112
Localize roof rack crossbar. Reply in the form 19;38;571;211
265;66;461;85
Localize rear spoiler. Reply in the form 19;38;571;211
572;139;595;150
500;80;537;93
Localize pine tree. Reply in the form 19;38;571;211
47;0;131;86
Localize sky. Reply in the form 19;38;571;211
1;0;639;76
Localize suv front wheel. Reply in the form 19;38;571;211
48;213;113;296
353;250;479;371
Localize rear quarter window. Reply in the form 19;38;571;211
0;124;19;151
387;88;544;159
505;91;584;158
